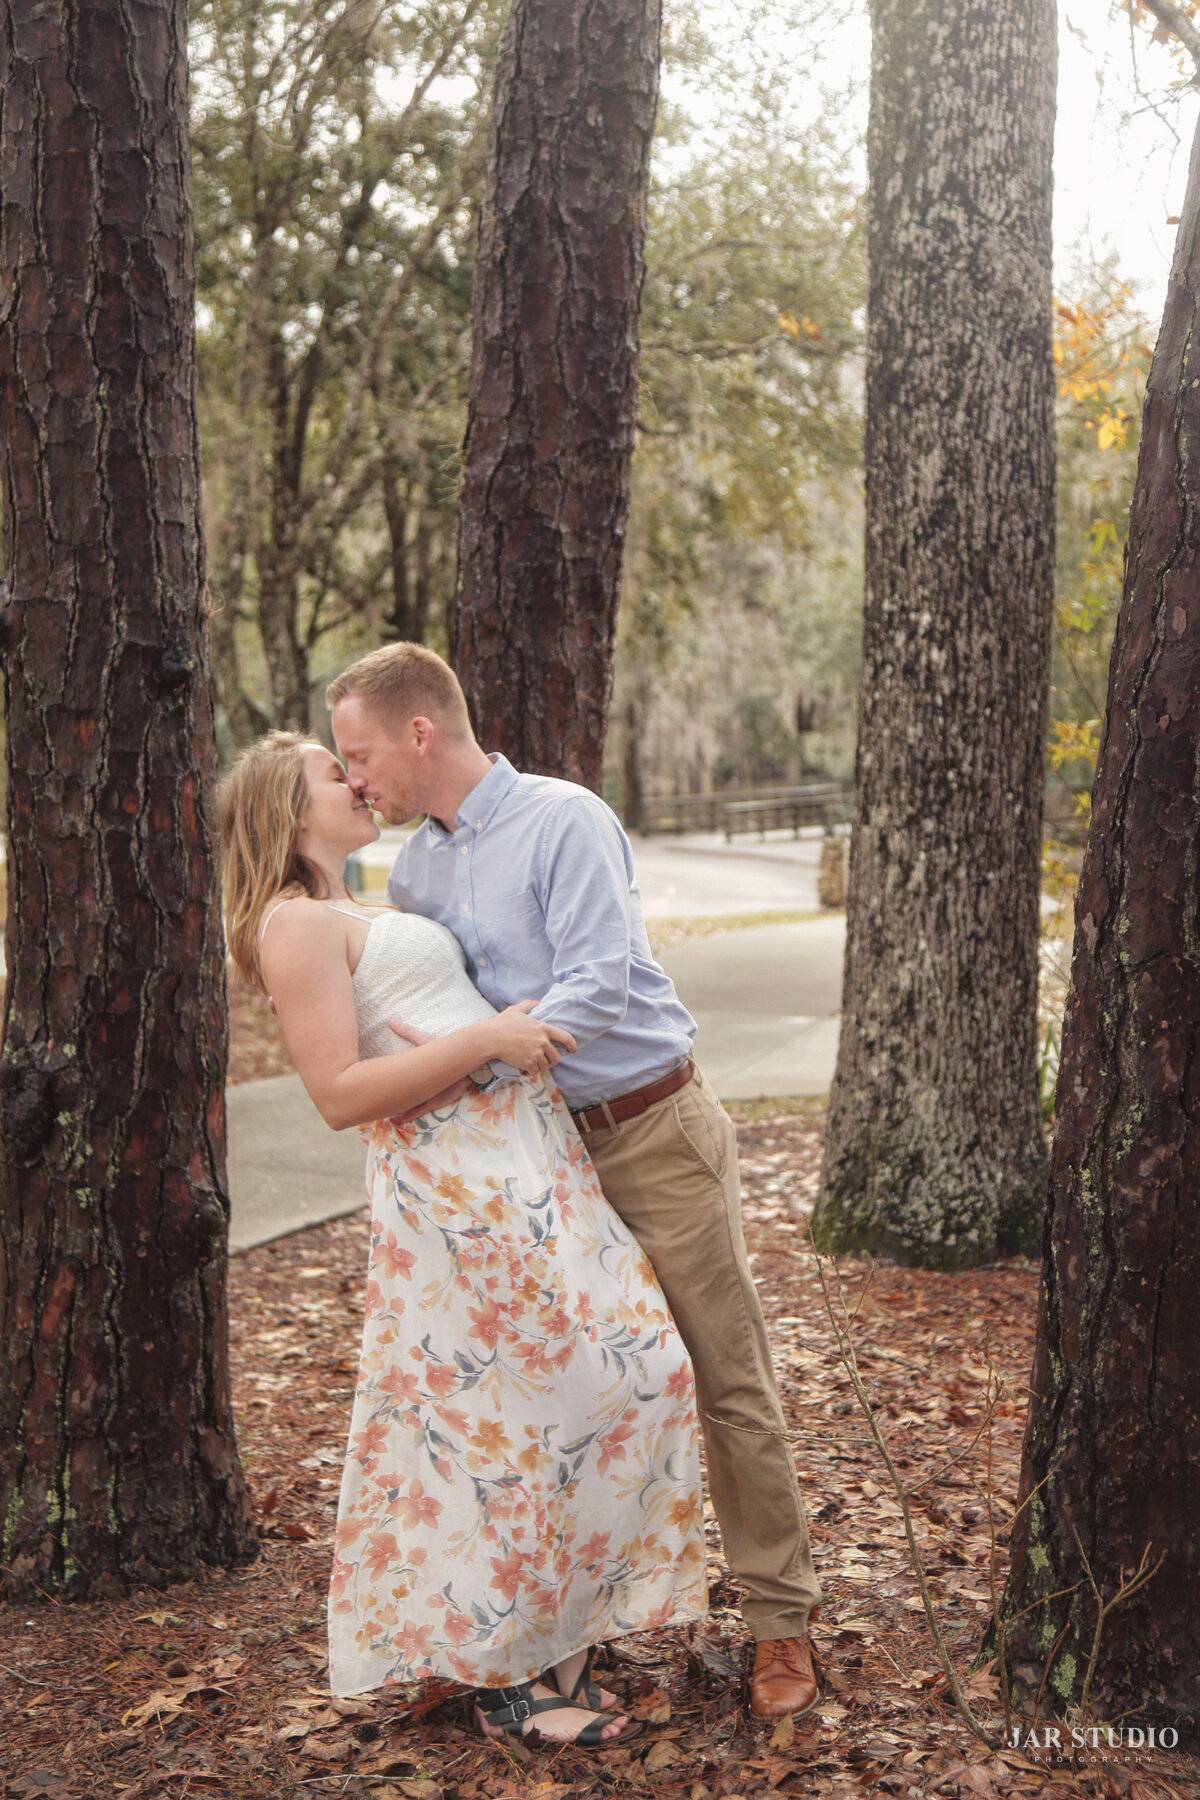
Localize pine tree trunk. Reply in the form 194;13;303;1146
453;0;660;790
1004;113;1200;1730
0;0;257;1597
812;0;1057;1268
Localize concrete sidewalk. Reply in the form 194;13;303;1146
227;908;845;1252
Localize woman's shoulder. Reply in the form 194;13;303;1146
258;891;344;959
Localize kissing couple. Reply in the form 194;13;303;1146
220;641;822;1748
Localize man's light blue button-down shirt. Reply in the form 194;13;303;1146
387;754;696;1109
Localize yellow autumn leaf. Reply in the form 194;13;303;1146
1097;411;1128;450
777;310;801;338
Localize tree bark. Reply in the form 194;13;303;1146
453;0;660;790
1005;113;1200;1730
0;0;257;1596
812;0;1057;1268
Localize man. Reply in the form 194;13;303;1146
327;643;822;1720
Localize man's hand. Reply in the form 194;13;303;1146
385;1017;470;1126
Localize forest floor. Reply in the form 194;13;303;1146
4;1093;1196;1800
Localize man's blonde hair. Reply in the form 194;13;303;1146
219;730;328;994
326;642;473;737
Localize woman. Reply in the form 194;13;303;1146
220;732;707;1747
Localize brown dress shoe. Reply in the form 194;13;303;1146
747;1634;820;1720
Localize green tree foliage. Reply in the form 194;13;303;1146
190;0;868;770
614;32;866;811
191;0;504;741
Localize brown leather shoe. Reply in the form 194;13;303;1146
747;1634;820;1720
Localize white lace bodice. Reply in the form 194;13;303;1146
348;908;496;1059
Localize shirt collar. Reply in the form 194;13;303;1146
428;752;517;840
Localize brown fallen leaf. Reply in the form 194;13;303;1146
302;1733;354;1762
122;1689;187;1728
632;1685;671;1723
9;1774;74;1800
643;1739;681;1772
769;1714;795;1749
208;1653;246;1680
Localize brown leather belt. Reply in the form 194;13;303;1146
570;1059;695;1134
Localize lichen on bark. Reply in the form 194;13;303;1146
1005;110;1200;1726
813;0;1057;1269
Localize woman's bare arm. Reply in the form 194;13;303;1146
259;902;573;1130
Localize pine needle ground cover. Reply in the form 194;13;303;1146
3;1110;1193;1800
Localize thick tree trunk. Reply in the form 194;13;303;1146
453;0;660;790
1005;114;1200;1730
812;0;1056;1268
0;0;257;1596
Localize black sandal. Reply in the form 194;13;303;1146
550;1646;615;1712
473;1680;635;1747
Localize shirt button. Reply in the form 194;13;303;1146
478;956;487;966
462;903;470;913
460;845;469;856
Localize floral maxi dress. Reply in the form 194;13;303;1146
326;908;707;1697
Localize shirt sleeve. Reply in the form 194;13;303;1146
524;794;636;1046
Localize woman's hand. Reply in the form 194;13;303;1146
490;1000;577;1075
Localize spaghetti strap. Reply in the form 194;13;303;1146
326;902;366;921
259;896;297;942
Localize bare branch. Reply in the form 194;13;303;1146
809;1242;1000;1750
1134;0;1200;78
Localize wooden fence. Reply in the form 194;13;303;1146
638;783;852;838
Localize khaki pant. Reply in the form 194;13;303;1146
576;1064;821;1640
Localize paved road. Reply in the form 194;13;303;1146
228;832;845;1250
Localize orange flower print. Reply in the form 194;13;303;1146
375;1232;417;1281
379;1367;421;1405
444;1609;476;1645
327;1074;708;1698
597;1421;637;1474
668;1493;704;1533
579;1530;611;1571
488;1547;526;1599
467;1297;502;1349
664;1364;694;1400
394;1620;435;1661
469;1418;514;1460
424;1360;459;1398
362;1531;399;1580
395;1480;443;1531
351;1417;389;1461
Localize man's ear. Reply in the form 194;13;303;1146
411;715;436;757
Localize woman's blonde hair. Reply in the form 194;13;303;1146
219;730;329;993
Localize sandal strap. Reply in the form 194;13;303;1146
559;1646;605;1710
474;1682;534;1729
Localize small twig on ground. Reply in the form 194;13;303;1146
809;1241;1000;1750
1069;1524;1165;1723
0;1662;46;1687
983;1332;1014;1741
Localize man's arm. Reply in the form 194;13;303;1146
523;794;638;1045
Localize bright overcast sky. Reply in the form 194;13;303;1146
688;1;1200;325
